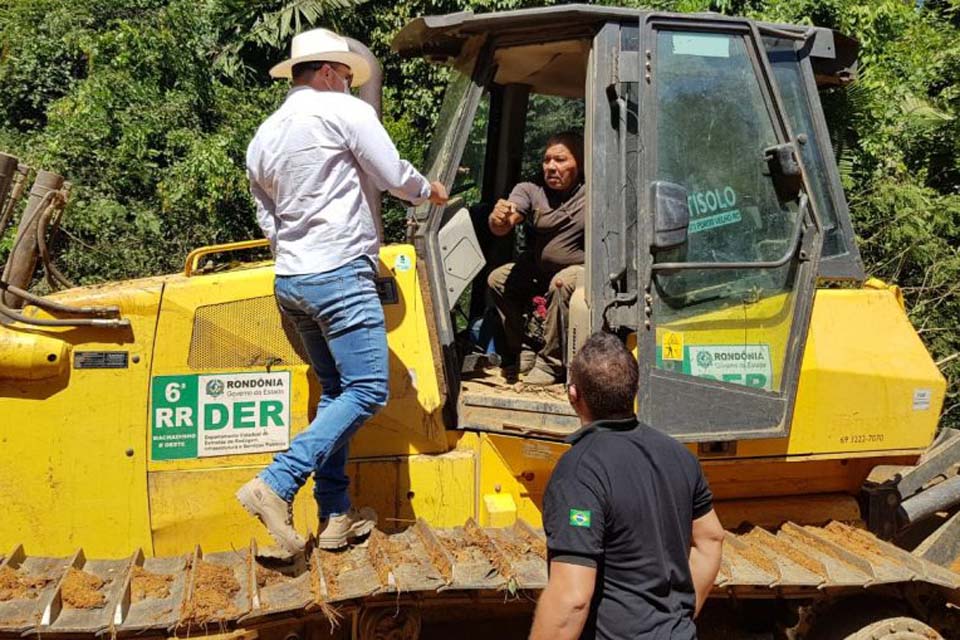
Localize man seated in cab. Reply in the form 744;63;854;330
487;131;585;386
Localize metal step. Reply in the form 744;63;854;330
0;520;956;637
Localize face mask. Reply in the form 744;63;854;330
334;70;350;94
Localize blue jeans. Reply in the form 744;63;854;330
261;256;389;518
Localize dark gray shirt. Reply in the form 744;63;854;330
508;181;585;273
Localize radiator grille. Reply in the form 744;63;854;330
188;296;308;369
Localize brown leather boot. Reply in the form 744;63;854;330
236;477;307;556
316;507;378;550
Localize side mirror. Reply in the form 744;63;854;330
763;142;803;203
650;181;690;251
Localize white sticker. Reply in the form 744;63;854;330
672;33;730;58
394;254;412;272
913;388;932;411
197;371;291;457
522;442;559;462
689;345;773;392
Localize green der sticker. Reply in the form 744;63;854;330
569;509;592;528
152;375;199;460
151;371;291;461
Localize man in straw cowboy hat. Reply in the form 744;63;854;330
238;28;448;555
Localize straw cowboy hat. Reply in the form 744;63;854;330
269;28;371;87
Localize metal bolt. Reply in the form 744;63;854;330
494;484;502;493
645;50;652;59
887;494;898;506
644;319;651;329
644;293;653;304
797;133;808;145
132;355;140;364
125;448;134;457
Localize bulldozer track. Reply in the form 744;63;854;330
0;519;957;637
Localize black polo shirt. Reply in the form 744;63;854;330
543;417;713;640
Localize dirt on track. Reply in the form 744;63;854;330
61;568;105;609
255;565;287;589
181;561;239;624
131;566;173;602
0;566;51;601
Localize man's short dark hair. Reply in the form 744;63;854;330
569;332;638;419
292;60;329;81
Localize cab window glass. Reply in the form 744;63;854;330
454;93;490;209
651;29;805;394
764;37;848;259
654;29;799;302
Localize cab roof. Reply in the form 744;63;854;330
391;4;857;86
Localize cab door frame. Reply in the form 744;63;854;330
635;14;824;442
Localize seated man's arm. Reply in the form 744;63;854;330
530;560;596;640
489;183;534;236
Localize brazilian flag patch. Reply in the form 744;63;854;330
569;509;591;528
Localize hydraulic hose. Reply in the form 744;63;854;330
36;188;76;290
0;298;129;328
2;170;63;308
0;279;119;318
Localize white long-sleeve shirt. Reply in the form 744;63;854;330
246;86;431;275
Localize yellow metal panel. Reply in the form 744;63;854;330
657;292;794;392
404;451;476;527
146;245;449;551
737;288;944;457
482;494;518;527
477;434;567;527
148;245;446;468
149;468;320;555
0;331;70;380
0;278;165;557
346;451;476;532
149;449;476;553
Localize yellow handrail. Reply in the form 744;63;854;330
183;238;270;277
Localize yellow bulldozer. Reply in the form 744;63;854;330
1;5;960;639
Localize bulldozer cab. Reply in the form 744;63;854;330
394;6;864;442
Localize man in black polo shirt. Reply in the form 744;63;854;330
529;333;724;640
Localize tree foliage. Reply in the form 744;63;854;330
0;0;958;423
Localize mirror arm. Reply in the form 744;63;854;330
652;193;809;273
